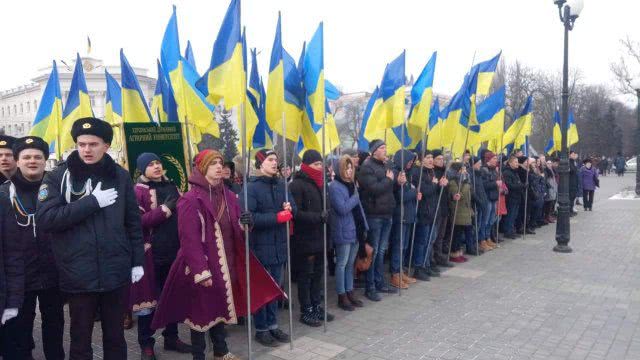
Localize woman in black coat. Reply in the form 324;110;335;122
290;150;333;327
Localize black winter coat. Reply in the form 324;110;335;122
35;152;144;293
503;166;525;203
241;175;296;265
569;159;579;197
290;171;325;255
357;157;395;218
434;166;449;217
411;166;440;225
481;166;499;202
0;194;23;313
471;169;488;208
0;171;58;292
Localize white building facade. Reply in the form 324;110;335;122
0;56;155;137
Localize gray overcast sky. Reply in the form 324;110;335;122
1;0;639;101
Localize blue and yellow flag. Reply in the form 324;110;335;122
120;49;153;123
369;51;406;132
476;85;505;142
325;80;341;100
281;47;303;141
545;138;556;155
551;110;561;154
426;97;442;150
198;0;244;109
469;51;501;96
450;67;480;158
151;60;179;123
61;53;94;151
243;46;261;150
567;110;579;147
407;51;437;147
184;40;197;73
257;77;273;148
359;87;381;151
303;22;325;125
104;70;123;151
503;96;533;150
266;13;292;140
30;61;63;156
161;6;218;141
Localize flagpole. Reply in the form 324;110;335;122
470;151;479;255
282;111;294;350
398;118;406;296
240;103;253;359
184;116;195;163
407;124;428;277
523;141;530;240
321;115;328;332
495;136;504;246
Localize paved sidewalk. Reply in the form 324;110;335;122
30;175;640;360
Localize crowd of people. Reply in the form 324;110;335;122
0;117;608;360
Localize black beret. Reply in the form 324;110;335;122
71;117;114;144
13;136;49;160
0;135;16;150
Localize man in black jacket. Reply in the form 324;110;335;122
430;150;451;267
290;149;333;327
242;149;294;347
36;117;144;360
502;156;524;239
0;135;17;184
357;140;396;302
1;136;64;359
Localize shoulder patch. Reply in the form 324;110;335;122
38;184;48;202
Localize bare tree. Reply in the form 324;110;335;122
332;94;369;149
610;36;640;95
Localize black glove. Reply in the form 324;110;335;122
320;210;329;224
240;212;253;226
164;195;178;212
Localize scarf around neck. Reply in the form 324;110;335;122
301;163;324;189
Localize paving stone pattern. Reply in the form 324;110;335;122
28;175;640;360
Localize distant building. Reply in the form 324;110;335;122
0;56;155;137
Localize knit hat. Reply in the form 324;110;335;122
12;136;49;160
254;149;277;169
483;150;496;163
71;117;114;144
368;139;385;155
517;156;528;164
194;149;223;174
302;149;323;165
432;149;443;158
136;152;161;174
0;135;16;150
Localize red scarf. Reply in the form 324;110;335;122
301;163;324;189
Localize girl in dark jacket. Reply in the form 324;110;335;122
290;150;334;327
329;156;367;311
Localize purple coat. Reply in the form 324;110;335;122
127;178;176;313
151;168;285;332
580;166;599;191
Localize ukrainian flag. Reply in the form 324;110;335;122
60;53;94;151
407;51;437;147
470;51;501;96
243;46;261;150
160;6;219;141
476;85;505;142
281;47;303;141
257;77;273;148
552;110;562;153
303;22;325;126
503;96;533;150
184;40;197;73
266;13;293;140
151;60;179;123
198;0;245;109
568;110;579;147
450;68;480;158
120;49;153;123
545;138;556;155
426;98;442;150
359;87;381;150
104;70;123;151
325;80;341;101
30;61;63;146
369;51;406;132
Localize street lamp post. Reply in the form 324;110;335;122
553;0;583;253
632;79;640;196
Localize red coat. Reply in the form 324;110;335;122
151;168;285;332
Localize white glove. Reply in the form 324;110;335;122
92;182;118;208
131;266;144;283
1;308;18;324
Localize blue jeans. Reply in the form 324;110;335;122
254;263;284;332
453;225;475;253
390;222;411;274
411;223;432;269
503;197;521;235
475;203;486;241
334;242;359;294
484;201;497;240
365;217;392;292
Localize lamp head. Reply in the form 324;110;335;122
631;78;640;92
567;0;584;18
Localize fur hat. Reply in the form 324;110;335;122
13;136;49;160
71;117;114;144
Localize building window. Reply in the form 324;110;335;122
13;105;16;115
26;102;30;112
